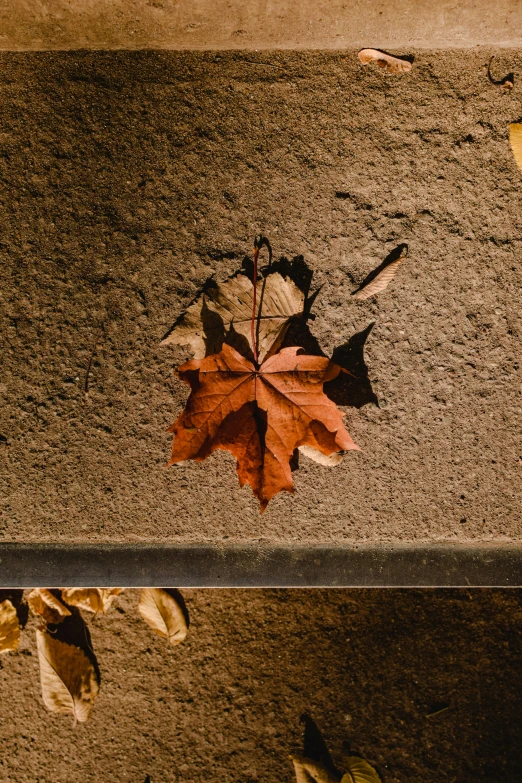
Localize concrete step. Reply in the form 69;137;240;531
1;51;520;584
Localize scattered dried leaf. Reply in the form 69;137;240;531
358;49;412;74
352;248;408;300
292;757;340;783
36;630;99;723
509;123;522;171
0;599;20;654
61;588;123;614
168;343;358;510
138;589;188;646
341;757;381;783
27;589;71;625
161;272;304;363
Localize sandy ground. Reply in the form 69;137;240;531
1;51;521;544
0;588;521;783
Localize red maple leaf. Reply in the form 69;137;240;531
168;343;359;511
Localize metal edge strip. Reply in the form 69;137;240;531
0;543;521;587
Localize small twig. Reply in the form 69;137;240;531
251;244;260;364
251;236;272;363
84;326;104;394
426;706;449;718
487;56;514;89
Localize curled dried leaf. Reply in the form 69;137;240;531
358;49;412;74
509;123;522;172
292;756;340;783
61;588;123;614
0;599;20;654
27;589;71;625
341;757;381;783
352;249;408;301
161;272;304;363
138;589;188;646
299;445;344;466
36;630;99;723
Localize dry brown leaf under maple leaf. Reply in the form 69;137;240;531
509;123;522;172
292;757;340;783
168;343;358;511
27;588;71;625
352;249;408;301
0;599;20;654
138;588;188;646
358;49;412;74
341;757;381;783
161;272;304;363
299;444;344;466
36;630;99;723
61;588;123;614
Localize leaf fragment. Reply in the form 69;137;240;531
161;272;305;363
138;589;188;646
299;445;344;466
292;757;340;783
341;757;382;783
61;588;123;614
352;249;408;301
509;123;522;172
0;599;20;654
27;589;71;625
358;49;412;74
36;630;99;723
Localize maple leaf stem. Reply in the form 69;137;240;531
251;246;259;364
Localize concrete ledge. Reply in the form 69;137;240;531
1;544;521;587
0;1;522;51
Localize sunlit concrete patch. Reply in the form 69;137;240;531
0;1;522;50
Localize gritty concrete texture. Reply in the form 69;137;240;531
0;589;521;783
0;51;521;545
2;1;522;51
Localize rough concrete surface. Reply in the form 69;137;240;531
0;589;521;783
1;51;521;544
2;1;522;51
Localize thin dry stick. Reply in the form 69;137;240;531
487;55;514;88
251;246;260;364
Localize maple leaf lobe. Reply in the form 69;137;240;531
168;344;359;511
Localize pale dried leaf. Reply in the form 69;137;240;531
352;255;407;301
299;445;344;466
341;757;381;783
0;599;20;654
36;630;99;723
27;589;71;624
161;272;304;363
358;49;412;74
291;757;340;783
292;757;315;783
61;588;123;613
138;589;188;646
509;123;522;171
